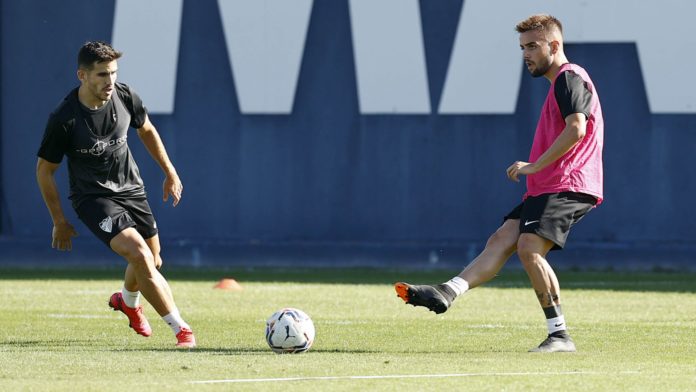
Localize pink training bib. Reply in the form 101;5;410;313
525;63;604;205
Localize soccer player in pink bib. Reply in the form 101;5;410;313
396;14;603;353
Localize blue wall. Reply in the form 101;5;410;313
1;0;695;267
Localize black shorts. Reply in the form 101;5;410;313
75;195;158;247
504;192;597;250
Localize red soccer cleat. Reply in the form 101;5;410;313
108;292;152;337
175;327;196;348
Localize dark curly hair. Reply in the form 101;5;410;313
77;41;122;69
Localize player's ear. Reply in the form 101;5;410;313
77;68;85;83
550;40;560;55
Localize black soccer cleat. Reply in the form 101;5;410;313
394;282;455;314
528;331;577;353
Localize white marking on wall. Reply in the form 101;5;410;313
349;0;431;114
439;0;696;114
112;0;183;114
217;0;313;114
111;0;696;114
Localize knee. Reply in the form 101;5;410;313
123;247;156;270
516;237;543;266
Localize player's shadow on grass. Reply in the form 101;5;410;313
1;339;524;355
107;347;500;354
109;347;272;355
1;338;99;348
1;267;694;293
109;347;394;355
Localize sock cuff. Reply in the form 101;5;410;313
121;287;141;308
547;315;567;334
163;310;189;335
443;277;469;296
542;304;563;319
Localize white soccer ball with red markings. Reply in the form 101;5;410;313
265;308;315;354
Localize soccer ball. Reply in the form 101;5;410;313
265;308;315;354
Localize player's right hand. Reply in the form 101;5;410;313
163;173;183;207
52;222;78;251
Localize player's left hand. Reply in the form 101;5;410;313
506;161;537;182
163;173;183;207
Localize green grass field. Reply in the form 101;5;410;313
1;267;695;391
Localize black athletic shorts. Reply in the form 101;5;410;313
504;192;597;250
75;195;158;247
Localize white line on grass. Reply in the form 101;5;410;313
47;313;112;319
191;370;640;384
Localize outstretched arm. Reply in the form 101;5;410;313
506;113;586;182
136;115;183;206
36;158;78;250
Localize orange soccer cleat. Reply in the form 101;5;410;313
394;282;454;314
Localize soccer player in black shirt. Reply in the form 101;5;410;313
36;41;195;348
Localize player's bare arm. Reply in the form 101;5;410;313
136;115;183;207
36;158;78;250
506;112;586;182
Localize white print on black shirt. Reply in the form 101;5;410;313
76;136;127;156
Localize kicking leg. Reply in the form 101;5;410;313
460;219;520;288
395;219;520;313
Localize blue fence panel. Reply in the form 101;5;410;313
1;0;694;267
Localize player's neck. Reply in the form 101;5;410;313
544;55;570;82
77;86;108;110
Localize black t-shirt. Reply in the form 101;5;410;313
82;99;118;138
38;83;149;207
554;69;593;120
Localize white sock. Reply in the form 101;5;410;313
547;315;567;334
121;287;141;308
162;309;190;335
443;276;469;296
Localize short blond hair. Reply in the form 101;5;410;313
515;14;563;37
